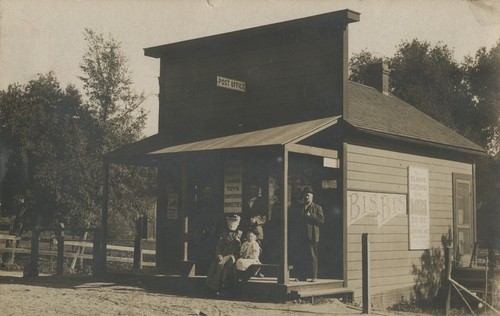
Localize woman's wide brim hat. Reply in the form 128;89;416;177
226;214;241;223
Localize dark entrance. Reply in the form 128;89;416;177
287;153;343;279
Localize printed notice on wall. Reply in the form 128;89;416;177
224;159;242;213
408;166;430;250
167;193;178;220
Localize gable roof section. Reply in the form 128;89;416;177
346;81;485;154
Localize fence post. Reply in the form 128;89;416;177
444;245;452;316
487;244;495;306
28;225;41;277
56;223;65;275
133;216;143;269
362;233;370;314
92;228;102;276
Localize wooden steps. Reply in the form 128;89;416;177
287;279;352;300
289;286;354;300
287;278;344;291
452;267;491;292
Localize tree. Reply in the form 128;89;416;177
462;40;500;154
79;28;147;151
0;73;96;231
79;29;155;239
390;40;471;132
463;41;500;247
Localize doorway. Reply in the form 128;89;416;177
287;153;343;279
452;173;474;267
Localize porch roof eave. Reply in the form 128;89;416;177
104;116;341;166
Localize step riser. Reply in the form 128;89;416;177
288;282;344;292
289;288;354;300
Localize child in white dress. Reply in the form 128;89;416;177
236;231;261;271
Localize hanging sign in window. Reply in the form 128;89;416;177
167;193;178;220
217;76;246;92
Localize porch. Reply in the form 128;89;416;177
102;116;345;290
101;269;352;302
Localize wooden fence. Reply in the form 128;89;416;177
0;226;156;275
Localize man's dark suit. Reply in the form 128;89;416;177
300;202;324;280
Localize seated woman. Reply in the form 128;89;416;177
235;230;262;281
206;214;242;294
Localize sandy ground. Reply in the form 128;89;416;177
0;270;405;316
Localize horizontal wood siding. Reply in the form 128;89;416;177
158;26;345;143
345;143;471;306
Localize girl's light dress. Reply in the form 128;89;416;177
236;240;261;271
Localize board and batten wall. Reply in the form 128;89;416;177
343;143;472;308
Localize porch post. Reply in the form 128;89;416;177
181;158;189;261
279;147;289;284
100;159;110;272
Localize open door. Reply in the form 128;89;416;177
287;153;343;279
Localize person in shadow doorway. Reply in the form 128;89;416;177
242;184;267;277
293;187;324;282
190;186;224;275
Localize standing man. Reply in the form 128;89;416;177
297;187;324;282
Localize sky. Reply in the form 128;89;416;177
0;0;499;137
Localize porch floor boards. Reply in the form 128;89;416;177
102;270;350;302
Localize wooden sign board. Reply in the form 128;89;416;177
224;159;243;213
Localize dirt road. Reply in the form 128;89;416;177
0;271;367;316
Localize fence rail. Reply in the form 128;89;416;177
0;230;156;272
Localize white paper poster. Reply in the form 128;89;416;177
224;159;243;213
408;166;430;249
167;193;178;220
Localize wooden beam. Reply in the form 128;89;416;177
285;143;338;159
342;17;350;120
279;148;289;285
449;278;500;314
362;233;371;314
181;159;189;262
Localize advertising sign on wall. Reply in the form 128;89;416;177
408;166;430;249
224;159;243;213
347;190;407;227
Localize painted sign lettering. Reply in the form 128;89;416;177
224;159;243;213
347;191;407;227
217;76;246;92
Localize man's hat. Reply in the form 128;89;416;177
303;187;314;195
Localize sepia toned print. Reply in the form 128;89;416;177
1;1;499;315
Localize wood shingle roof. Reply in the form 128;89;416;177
346;81;485;154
